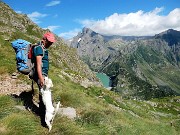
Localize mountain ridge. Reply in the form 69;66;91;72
71;27;180;99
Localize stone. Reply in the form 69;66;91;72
58;107;76;119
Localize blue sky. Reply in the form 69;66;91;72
2;0;180;39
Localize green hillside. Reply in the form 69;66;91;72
0;2;180;135
102;40;180;100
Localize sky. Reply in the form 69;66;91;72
2;0;180;39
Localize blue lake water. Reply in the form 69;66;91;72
96;72;111;88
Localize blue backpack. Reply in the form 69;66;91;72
11;39;34;75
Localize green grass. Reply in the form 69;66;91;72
0;96;16;119
1;113;43;135
47;69;180;134
0;82;180;135
0;41;16;74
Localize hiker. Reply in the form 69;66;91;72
32;32;56;126
11;32;59;130
32;32;55;86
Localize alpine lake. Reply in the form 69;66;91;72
96;72;111;89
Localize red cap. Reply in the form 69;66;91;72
43;32;56;43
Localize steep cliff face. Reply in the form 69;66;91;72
71;28;180;99
70;27;111;70
155;29;180;66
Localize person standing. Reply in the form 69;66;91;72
32;32;56;126
33;32;55;86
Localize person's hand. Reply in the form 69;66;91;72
39;77;45;87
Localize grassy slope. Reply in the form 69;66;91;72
0;41;179;135
0;83;179;135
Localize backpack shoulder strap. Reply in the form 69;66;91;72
28;43;45;79
32;42;45;57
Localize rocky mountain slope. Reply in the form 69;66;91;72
0;2;101;88
70;28;180;100
70;27;153;70
71;27;111;70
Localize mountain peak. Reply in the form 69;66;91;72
167;29;176;33
156;29;179;36
82;27;92;33
81;27;98;37
154;29;180;46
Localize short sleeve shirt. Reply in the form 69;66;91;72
33;45;49;76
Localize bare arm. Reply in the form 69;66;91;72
36;55;44;87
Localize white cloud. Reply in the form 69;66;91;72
80;7;180;36
46;1;61;7
59;28;81;39
27;12;47;24
15;10;22;14
45;25;61;32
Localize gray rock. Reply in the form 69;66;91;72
58;107;76;119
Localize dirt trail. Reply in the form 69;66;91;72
0;74;77;120
0;74;31;95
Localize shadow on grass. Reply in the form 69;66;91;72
11;84;47;128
